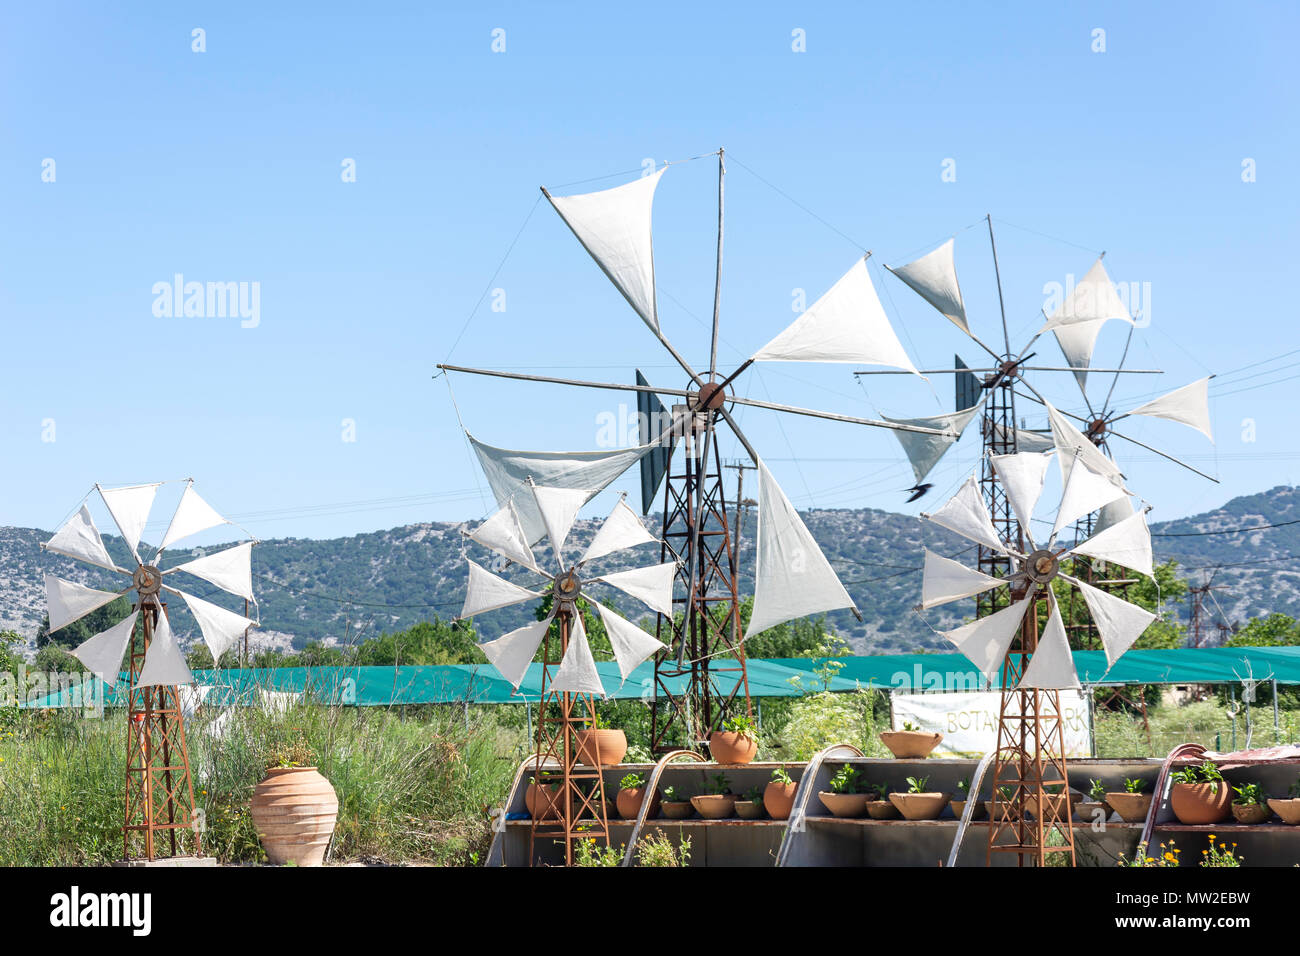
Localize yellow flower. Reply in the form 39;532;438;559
1208;834;1216;841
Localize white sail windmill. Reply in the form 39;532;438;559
41;480;257;688
917;449;1158;689
457;485;674;697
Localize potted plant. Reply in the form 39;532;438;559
1026;782;1076;821
764;766;799;820
985;786;1016;821
889;775;949;821
1266;779;1300;825
1169;760;1231;825
1106;777;1153;823
691;772;737;819
818;763;869;818
250;735;339;867
616;771;660;821
1075;778;1111;822
525;774;560;821
660;785;694;820
950;777;985;820
735;786;765;819
866;779;901;819
1230;781;1270;824
709;713;759;765
879;720;942;759
574;713;628;767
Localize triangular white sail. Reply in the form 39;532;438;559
531;485;589;565
478;614;553;690
919;549;1005;610
98;482;160;561
921;474;1010;555
46;504;118;571
70;612;138;687
990;425;1055;454
595;562;676;617
594;600;666;681
545;168;665;333
458;560;542;619
1051;317;1108;391
469;435;654;546
134;610;194;687
468;501;539;572
1092;493;1134;538
581;497;656;565
1069;576;1156;667
168;541;255;600
1045;400;1124;488
1126;377;1213;441
178;589;255;660
745;461;856;639
752;258;919;373
942;595;1032;685
1068;509;1154;580
45;574;124;633
991;451;1055;543
1017;602;1080;690
885;238;968;334
883;403;982;484
158;484;231;551
1040;257;1132;330
1051;454;1129;541
549;614;606;698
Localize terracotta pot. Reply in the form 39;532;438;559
709;731;758;765
1105;792;1153;823
818;791;868;818
889;791;949;821
878;730;942;759
984;801;1001;821
661;800;694;820
1231;802;1270;825
1075;800;1110;823
764;781;798;820
690;794;737;819
250;767;339;867
574;729;627;767
616;786;660;821
1025;792;1074;821
525;782;560;821
951;798;985;820
735;799;764;819
866;799;901;820
1170;781;1232;825
1266;798;1300;824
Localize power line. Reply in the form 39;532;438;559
1153;517;1300;537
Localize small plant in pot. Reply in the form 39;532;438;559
616;771;660;821
250;734;339;867
1169;760;1231;826
691;773;737;819
1230;781;1270;825
879;719;943;759
951;777;985;820
866;779;901;819
1106;777;1153;823
985;786;1016;822
1027;782;1075;821
818;763;869;818
889;774;949;821
660;785;694;820
1266;778;1300;825
735;786;765;819
764;766;799;820
1074;778;1111;822
709;713;759;765
574;713;628;767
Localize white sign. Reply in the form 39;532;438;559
891;690;1092;758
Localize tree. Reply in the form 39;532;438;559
1226;613;1300;647
1052;558;1187;650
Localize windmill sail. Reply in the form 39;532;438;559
636;370;675;514
70;612;138;687
168;541;255;601
98;482;160;561
942;596;1032;685
44;574;124;633
158;483;231;551
990;451;1055;543
1126;377;1213;441
549;614;606;698
884;403;982;484
46;505;118;571
885;238;968;334
594;601;666;681
1040;257;1132;331
1051;317;1108;390
478;614;553;690
134;611;194;688
1017;601;1080;689
919;549;1004;609
178;590;256;660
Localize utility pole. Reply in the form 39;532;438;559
1187;573;1231;648
724;460;756;551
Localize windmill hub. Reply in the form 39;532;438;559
1024;549;1060;585
133;565;163;596
694;381;727;411
554;570;582;610
1086;417;1108;440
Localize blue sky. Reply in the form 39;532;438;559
1;1;1297;544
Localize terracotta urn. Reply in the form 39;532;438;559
250;767;339;866
764;780;799;820
735;798;764;819
818;791;868;818
690;794;737;819
1105;792;1153;823
1170;782;1232;825
866;799;901;820
1074;800;1110;823
878;730;942;759
709;731;757;765
661;800;694;820
1266;798;1300;824
525;782;560;821
950;798;985;820
1231;802;1270;825
574;729;627;767
889;791;949;821
616;786;660;821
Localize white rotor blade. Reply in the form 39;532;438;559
1045;399;1125;488
1039;257;1132;331
1125;377;1214;442
1051;453;1129;542
134;611;194;688
549;613;606;698
468;500;539;572
158;483;231;552
98;482;160;562
596;561;676;618
1092;494;1134;537
883;402;982;485
1051;317;1108;391
70;611;138;687
478;613;553;690
921;474;1010;554
178;589;255;660
941;595;1032;685
46;504;118;572
581;497;657;565
885;237;968;334
1065;575;1156;667
593;600;666;681
919;549;1006;609
45;574;125;633
991;451;1055;547
530;484;589;566
458;560;542;619
1016;598;1080;690
1068;509;1154;580
167;541;255;600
